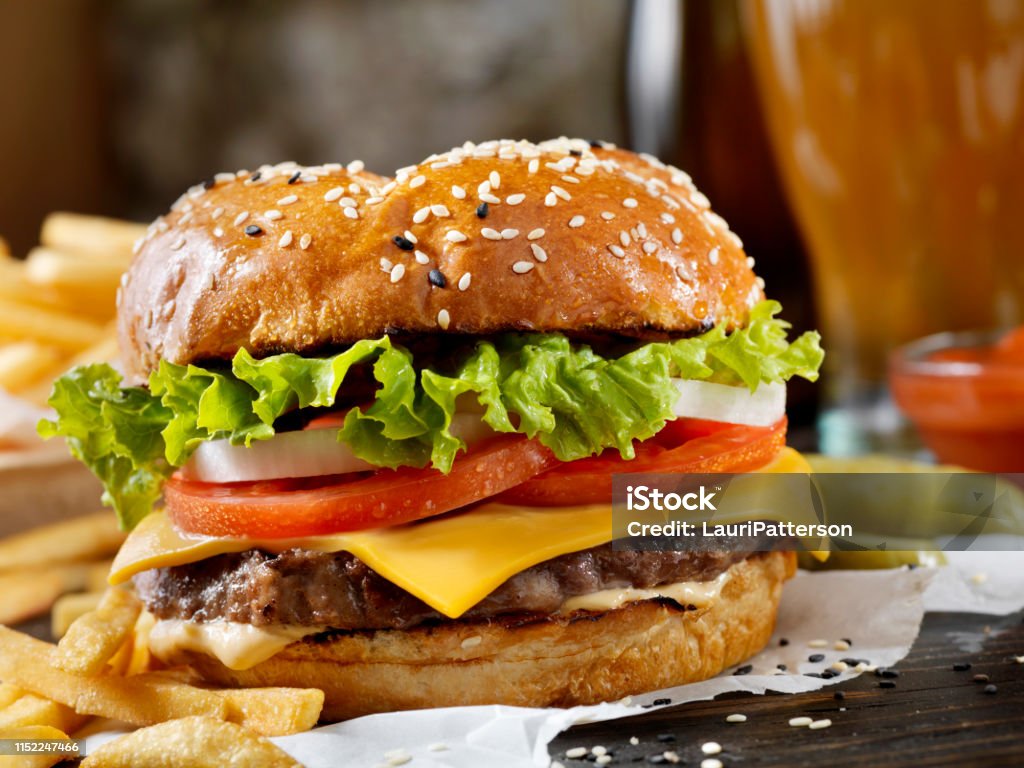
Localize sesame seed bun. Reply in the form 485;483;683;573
118;138;761;383
156;552;794;721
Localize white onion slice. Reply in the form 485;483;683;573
180;412;495;483
671;380;786;427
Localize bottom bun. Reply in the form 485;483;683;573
174;551;795;721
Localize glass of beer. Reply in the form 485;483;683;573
742;0;1024;454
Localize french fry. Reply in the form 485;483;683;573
0;725;77;768
0;512;124;571
0;693;88;734
0;562;109;626
0;628;324;736
15;330;119;405
39;213;145;262
125;612;155;676
80;716;302;768
0;684;22;710
50;592;104;639
23;248;123;309
0;235;9;258
55;589;141;675
0;342;61;393
0;298;105;351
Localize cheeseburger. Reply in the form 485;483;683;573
42;138;822;720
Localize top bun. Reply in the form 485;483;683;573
118;138;762;383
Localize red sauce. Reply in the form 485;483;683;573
890;328;1024;472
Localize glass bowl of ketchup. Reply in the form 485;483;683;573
890;327;1024;472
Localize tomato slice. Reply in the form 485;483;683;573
165;435;559;538
497;417;787;507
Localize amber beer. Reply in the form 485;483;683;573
743;0;1024;447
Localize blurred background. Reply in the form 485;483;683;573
2;0;1023;457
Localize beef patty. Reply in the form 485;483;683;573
135;544;760;631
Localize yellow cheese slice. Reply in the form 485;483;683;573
110;447;812;618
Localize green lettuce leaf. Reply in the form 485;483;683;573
38;300;823;529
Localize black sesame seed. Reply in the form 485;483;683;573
841;638;853;646
393;235;414;251
878;680;897;689
804;672;823;679
779;638;789;647
953;662;973;671
809;654;826;663
588;139;604;148
652;698;671;706
250;171;262;182
733;664;753;676
569;148;582;157
287;171;301;184
244;225;263;236
476;202;489;218
877;668;900;679
777;664;788;671
841;658;861;666
984;684;998;694
973;674;990;683
201;177;215;190
428;269;447;288
656;734;675;743
834;691;846;701
821;669;839;679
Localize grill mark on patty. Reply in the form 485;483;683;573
134;543;761;632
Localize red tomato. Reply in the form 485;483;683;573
497;418;787;506
165;435;559;538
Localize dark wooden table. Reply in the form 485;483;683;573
551;610;1024;768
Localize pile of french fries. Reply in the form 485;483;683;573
0;213;144;407
0;516;320;766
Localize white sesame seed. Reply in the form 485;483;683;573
531;243;548;262
408;175;426;189
346;159;365;173
809;719;832;730
414;250;429;265
506;193;526;205
591;746;608;757
277;194;298;206
691;190;711;208
623;197;638;208
527;228;545;240
446;230;468;243
512;261;535;274
608;244;625;258
339;197;357;208
831;661;849;672
450;186;467;201
413;207;430;224
971;572;988;585
489;170;500;189
551;185;571;201
428;743;448;752
366;196;384;205
601;211;615;220
643;241;657;254
458;272;472;291
344;206;358;220
834;640;850;651
390;263;406;283
701;742;722;756
478;180;491;196
701;759;722;768
637;223;648;238
595;756;610;765
665;752;681;765
324;187;344;202
666;228;680;245
437;308;451;329
387;755;411;767
1015;655;1024;664
481;228;502;240
404;230;417;244
170;237;185;251
709;246;721;265
213;227;224;238
233;211;249;226
565;748;588;759
528;158;539;174
629;737;640;746
211;207;224;219
380;257;393;272
480;193;501;204
561;175;580;184
265;209;283;221
299;234;312;250
568;215;585;228
789;717;813;727
278;230;293;247
808;639;829;648
661;212;676;224
545;192;557;206
382;181;397;194
726;714;747;723
501;228;519;239
619;231;631;247
431;204;450;217
347;182;360;194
